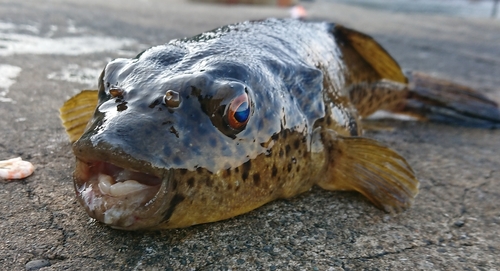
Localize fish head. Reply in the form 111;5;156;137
71;46;313;230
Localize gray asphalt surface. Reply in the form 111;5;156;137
1;0;499;270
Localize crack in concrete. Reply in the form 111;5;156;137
340;236;481;265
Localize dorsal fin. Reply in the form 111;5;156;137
59;90;98;142
334;25;407;84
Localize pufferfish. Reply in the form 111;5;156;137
60;18;500;230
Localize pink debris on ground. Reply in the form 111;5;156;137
0;157;35;180
290;5;307;20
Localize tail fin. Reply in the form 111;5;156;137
397;72;500;128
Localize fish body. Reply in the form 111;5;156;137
60;18;499;230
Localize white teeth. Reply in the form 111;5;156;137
97;173;151;197
98;173;113;195
109;179;150;196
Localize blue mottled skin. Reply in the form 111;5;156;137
71;18;411;230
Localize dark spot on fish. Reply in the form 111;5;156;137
253;173;261;186
349;121;359;136
235;167;239;173
149;99;161;108
173;156;182;165
241;160;251;181
197;124;208;135
271;165;278;177
190;86;202;97
163;194;185;222
172;179;178;190
242;160;251;172
287;163;292;172
224;168;231;178
117;102;128;111
296;165;301;172
242;171;248;182
285;145;291;156
293;139;300;149
209;137;217;147
292;157;297;164
169;126;179;138
227;183;232;190
204;177;213;187
187;177;195;188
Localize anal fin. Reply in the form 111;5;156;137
59;90;98;142
317;132;419;212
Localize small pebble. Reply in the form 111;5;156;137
454;220;465;227
25;259;51;271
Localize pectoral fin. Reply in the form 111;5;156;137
317;132;419;212
59;90;98;142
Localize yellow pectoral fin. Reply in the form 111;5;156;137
59;90;98;142
318;132;419;212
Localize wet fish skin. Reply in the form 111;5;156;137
60;18;498;230
74;19;339;229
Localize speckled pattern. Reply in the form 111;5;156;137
2;0;500;269
72;18;415;230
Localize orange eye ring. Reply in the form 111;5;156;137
227;93;250;130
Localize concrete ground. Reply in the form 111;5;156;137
1;0;499;270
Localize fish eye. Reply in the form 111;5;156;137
226;93;250;130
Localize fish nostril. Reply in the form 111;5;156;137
164;90;181;108
109;87;124;97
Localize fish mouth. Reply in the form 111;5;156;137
73;159;170;230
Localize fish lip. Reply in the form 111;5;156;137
73;158;171;230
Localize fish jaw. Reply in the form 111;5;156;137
73;158;172;230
